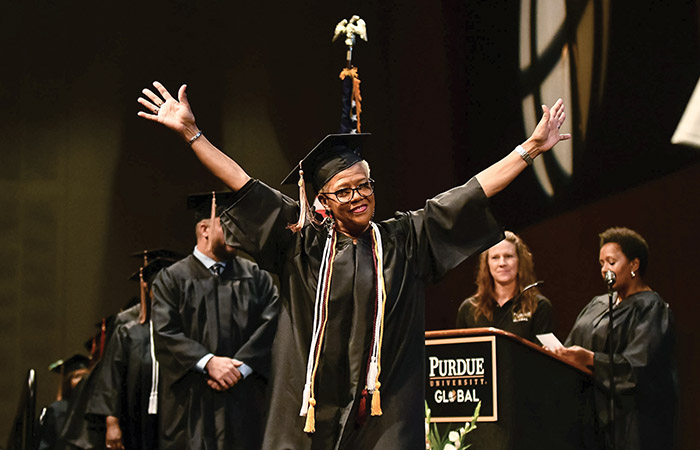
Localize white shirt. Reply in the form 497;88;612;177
192;246;252;378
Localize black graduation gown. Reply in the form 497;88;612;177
151;254;280;450
86;320;158;450
220;177;503;450
565;291;678;450
60;306;139;450
455;294;553;343
36;400;69;450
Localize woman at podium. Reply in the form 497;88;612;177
455;231;552;343
554;227;678;450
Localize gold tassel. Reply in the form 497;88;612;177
371;383;382;416
288;167;309;233
303;398;316;433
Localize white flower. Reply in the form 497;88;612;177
448;431;460;443
443;444;457;450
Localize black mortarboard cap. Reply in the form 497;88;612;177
49;354;90;374
128;257;178;284
187;191;238;222
281;133;370;193
130;249;183;265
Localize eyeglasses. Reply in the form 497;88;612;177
320;179;375;204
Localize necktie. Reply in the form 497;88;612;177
211;263;225;277
211;263;233;356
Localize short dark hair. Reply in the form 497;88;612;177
599;227;649;276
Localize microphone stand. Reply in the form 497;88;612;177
606;280;616;450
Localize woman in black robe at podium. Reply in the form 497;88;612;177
456;230;552;343
554;227;678;450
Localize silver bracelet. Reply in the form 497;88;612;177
188;131;203;146
515;145;534;166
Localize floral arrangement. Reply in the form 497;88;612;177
425;401;480;450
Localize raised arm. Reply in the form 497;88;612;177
475;98;571;198
137;81;251;191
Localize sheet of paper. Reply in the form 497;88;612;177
536;333;564;350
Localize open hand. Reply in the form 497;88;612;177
137;81;199;141
525;98;571;156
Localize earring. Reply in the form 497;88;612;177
631;270;636;278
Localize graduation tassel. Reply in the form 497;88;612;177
303;398;316;433
367;223;386;417
99;318;107;360
138;267;148;324
299;227;336;432
289;166;310;233
371;382;382;416
207;191;217;253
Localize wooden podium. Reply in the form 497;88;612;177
425;328;599;450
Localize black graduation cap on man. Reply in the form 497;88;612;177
187;190;238;222
128;257;179;285
83;315;116;362
129;256;179;323
130;248;183;266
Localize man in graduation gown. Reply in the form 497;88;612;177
87;256;179;450
137;81;569;449
150;192;280;450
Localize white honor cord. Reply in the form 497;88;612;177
367;223;385;392
300;227;335;416
148;320;159;414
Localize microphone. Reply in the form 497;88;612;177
522;280;544;293
512;281;544;305
604;270;616;288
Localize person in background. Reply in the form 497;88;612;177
88;254;179;450
456;230;552;343
151;192;280;450
553;227;678;450
35;354;91;450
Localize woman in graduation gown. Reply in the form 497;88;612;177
554;227;678;450
456;230;552;343
137;81;570;450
